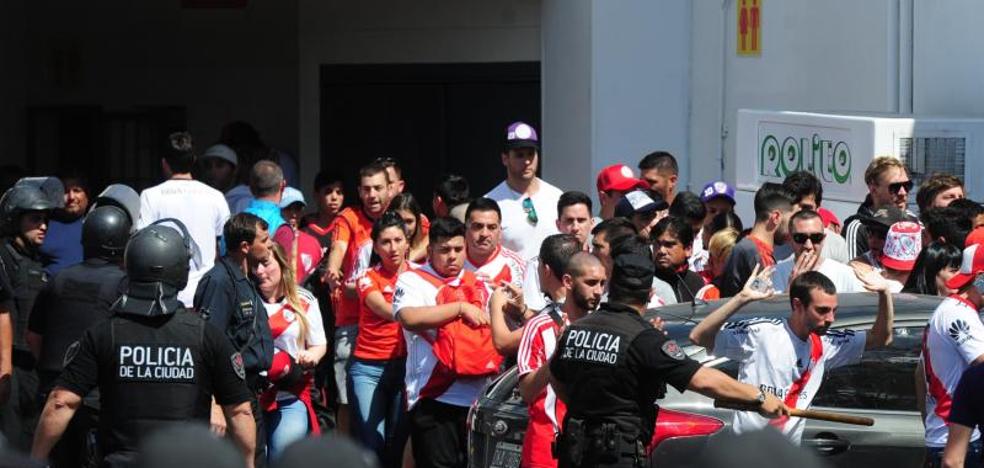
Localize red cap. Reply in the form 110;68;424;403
597;164;647;193
818;207;841;228
947;243;984;290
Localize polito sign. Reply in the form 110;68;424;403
735;110;882;203
758;122;853;185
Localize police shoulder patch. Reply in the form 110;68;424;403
63;341;81;368
661;340;686;360
230;352;246;380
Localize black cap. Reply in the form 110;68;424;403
861;206;912;230
614;190;668;218
610;252;655;293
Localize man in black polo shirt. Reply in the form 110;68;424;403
195;212;275;466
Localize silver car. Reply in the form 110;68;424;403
468;293;942;467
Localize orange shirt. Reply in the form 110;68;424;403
331;207;375;327
354;265;407;360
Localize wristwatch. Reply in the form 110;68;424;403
754;389;768;406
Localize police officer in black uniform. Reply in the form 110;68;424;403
194;212;274;466
31;220;256;468
26;201;133;467
0;178;62;450
549;236;787;468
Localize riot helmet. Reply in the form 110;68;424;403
82;205;131;260
0;183;59;236
90;184;140;231
113;219;192;316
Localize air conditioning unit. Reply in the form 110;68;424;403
733;109;984;224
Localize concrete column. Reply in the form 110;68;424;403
541;0;691;206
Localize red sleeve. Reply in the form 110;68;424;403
517;319;546;377
356;271;382;303
273;225;295;251
333;211;354;244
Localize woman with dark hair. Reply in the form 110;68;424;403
389;193;429;263
902;241;962;296
347;212;410;466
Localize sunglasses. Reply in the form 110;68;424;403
792;232;826;244
888;180;913;195
522;197;538;225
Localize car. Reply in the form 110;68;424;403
467;292;943;468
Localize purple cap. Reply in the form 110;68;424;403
700;180;736;205
505;121;540;150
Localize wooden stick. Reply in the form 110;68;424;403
713;400;875;426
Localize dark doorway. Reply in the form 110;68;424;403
320;62;540;216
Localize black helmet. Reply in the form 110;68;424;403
0;184;59;233
82;206;131;259
114;219;191;316
90;184;140;230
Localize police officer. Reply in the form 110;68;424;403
0;178;62;450
26;202;132;467
194;212;274;466
549;236;787;467
31;220;256;468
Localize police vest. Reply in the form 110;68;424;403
101;310;211;456
0;239;47;355
557;303;652;437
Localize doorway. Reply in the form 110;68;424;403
320;62;541;216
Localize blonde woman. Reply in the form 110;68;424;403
253;244;328;461
697;228;740;301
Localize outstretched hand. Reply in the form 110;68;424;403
738;264;775;302
855;266;890;293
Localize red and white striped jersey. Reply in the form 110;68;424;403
923;295;984;447
517;309;568;468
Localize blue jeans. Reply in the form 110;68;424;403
925;438;984;468
265;397;309;462
347;357;409;466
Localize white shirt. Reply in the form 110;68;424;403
771;257;864;294
522;256;548;312
137;179;230;307
485;179;563;262
923;296;984;447
392;263;492;409
262;288;328;401
714;318;866;443
689;229;707;273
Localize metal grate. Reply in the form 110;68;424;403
898;136;966;191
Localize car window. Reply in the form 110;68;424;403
812;325;924;412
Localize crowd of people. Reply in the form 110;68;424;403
0;118;982;468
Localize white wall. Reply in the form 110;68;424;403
20;0;298;169
297;0;541;195
542;0;691;201
691;0;909;191
913;0;984;115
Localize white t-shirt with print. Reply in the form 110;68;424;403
713;318;866;443
923;296;984;447
392;263;492;410
137;179;230;307
485;179;563;262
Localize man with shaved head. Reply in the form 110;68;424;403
516;251;606;468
